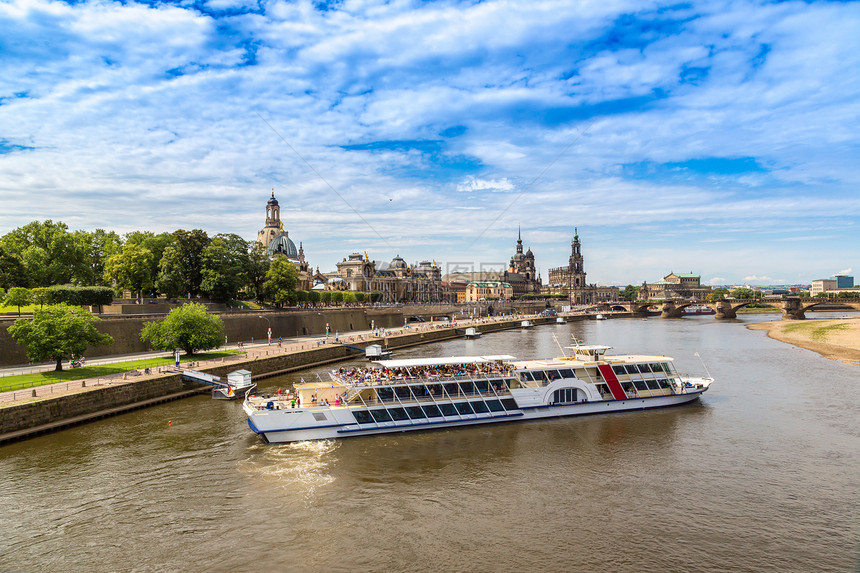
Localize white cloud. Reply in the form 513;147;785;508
456;176;515;193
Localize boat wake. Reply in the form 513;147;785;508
240;440;339;496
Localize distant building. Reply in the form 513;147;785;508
546;228;618;304
334;253;443;303
505;226;542;297
256;191;311;290
810;279;836;296
465;281;513;302
830;275;854;289
639;272;712;301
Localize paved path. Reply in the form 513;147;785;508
0;315;540;406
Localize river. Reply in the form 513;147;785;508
1;313;858;572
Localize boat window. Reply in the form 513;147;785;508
439;403;457;417
353;410;372;424
544;370;561;382
623;365;638;375
487;400;504;412
425;384;441;397
472;401;489;413
459;381;477;395
559;369;576;378
596;384;611;399
394;386;412;399
633;380;648;391
658;379;672;389
500;398;518;410
649;363;662;373
621;382;635;393
455;402;474;415
313;413;327;421
612;365;626;376
389;407;408;421
474;380;489;392
405;406;426;419
552;388;579;404
520;371;535;382
661;363;672;375
377;388;394;402
370;409;392;422
442;382;460;398
422;404;442;418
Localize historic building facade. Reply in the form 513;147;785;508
546;228;619;304
464;281;513;302
638;272;712;301
503;226;543;297
256;191;311;290
332;253;443;303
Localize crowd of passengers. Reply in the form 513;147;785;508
333;362;514;384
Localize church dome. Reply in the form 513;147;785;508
267;193;279;207
390;255;407;269
268;233;298;259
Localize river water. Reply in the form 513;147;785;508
1;313;858;572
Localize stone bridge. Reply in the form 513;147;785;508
602;298;860;320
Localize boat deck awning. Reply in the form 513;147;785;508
373;355;517;368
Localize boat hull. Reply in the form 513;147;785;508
246;390;705;444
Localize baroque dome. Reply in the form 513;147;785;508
390;255;407;269
268;233;298;259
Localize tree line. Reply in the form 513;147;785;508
0;220;396;308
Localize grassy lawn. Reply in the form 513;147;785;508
0;350;245;392
0;304;38;315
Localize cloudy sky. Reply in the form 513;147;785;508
1;0;858;286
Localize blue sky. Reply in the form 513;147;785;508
1;0;858;286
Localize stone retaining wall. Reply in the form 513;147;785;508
0;314;590;443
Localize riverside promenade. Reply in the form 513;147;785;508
0;312;592;443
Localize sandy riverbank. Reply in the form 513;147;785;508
747;317;860;365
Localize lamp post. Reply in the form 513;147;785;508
259;315;271;345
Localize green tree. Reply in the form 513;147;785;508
104;243;154;299
7;303;114;371
294;290;309;304
5;287;31;316
1;220;77;286
200;234;249;302
307;289;321;304
140;302;223;356
156;229;210;297
319;290;332;304
619;285;639;301
731;287;755;299
0;245;28;289
245;242;271;303
370;290;383;303
354;292;367;303
342;291;356;304
30;287;51;309
263;258;299;307
72;229;122;286
709;288;730;301
125;231;172;286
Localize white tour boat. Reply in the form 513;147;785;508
520;320;535;329
243;345;713;443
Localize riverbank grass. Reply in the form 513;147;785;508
0;350;245;392
782;321;850;342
